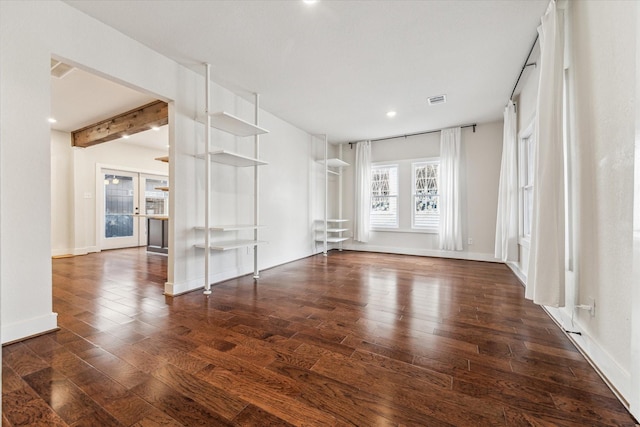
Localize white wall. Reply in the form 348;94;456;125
51;130;168;256
512;0;637;414
341;122;503;261
633;3;640;417
1;1;320;343
567;0;635;408
51;131;74;255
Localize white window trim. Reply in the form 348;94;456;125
368;158;441;234
518;119;535;248
411;158;439;233
370;163;399;229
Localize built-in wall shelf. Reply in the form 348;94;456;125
155;156;169;163
315;236;349;244
318;158;349;176
317;136;350;255
196;150;267;167
195;225;264;232
199;65;267;293
195;239;265;251
325;158;349;168
197;111;269;137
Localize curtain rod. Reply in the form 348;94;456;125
347;123;476;149
510;34;539;100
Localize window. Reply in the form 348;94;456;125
370;165;398;228
412;161;439;230
519;127;535;239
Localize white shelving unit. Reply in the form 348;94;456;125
197;63;268;294
195;150;267;167
323;158;349;175
195;240;266;252
316;135;350;256
197;111;269;137
195;225;264;232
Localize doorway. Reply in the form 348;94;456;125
100;168;168;251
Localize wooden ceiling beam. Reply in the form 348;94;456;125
72;100;168;148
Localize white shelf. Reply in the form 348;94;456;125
326;158;350;168
315;237;349;243
195;240;265;251
155;156;169;163
196;150;267;167
326;228;349;233
198;111;269;137
327;219;349;223
195;225;264;231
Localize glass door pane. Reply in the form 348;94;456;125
144;178;169;216
101;170;140;250
105;174;135;238
139;174;169;247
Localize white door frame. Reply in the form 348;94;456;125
95;163;168;251
99;168;141;250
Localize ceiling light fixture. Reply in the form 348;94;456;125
303;0;317;5
48;117;57;123
386;111;397;118
151;126;160;131
122;134;130;139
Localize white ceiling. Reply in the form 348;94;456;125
62;0;547;143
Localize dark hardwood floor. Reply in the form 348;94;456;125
2;248;638;426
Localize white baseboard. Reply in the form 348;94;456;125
51;248;74;257
2;312;58;344
68;246;99;256
506;261;526;285
165;267;244;296
341;243;500;263
502;263;632;412
544;305;632;410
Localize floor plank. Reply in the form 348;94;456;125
2;248;637;426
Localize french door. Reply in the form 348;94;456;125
100;169;168;250
101;170;140;249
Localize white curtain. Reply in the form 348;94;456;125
354;140;371;243
526;0;565;307
439;127;463;251
494;101;519;262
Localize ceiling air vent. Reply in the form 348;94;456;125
427;94;447;106
50;59;75;79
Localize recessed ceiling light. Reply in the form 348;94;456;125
303;0;317;4
151;126;160;131
48;117;57;123
386;111;397;118
122;134;130;139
